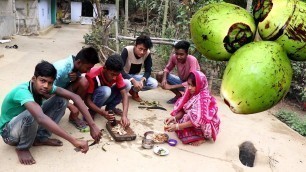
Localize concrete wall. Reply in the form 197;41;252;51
0;0;16;38
15;0;39;34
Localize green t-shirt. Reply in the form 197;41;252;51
0;82;57;134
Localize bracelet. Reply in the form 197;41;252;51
176;123;179;130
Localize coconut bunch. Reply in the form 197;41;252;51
190;0;306;114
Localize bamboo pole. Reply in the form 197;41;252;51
117;35;178;42
124;0;128;35
146;0;149;27
161;0;169;37
115;0;120;52
116;35;178;45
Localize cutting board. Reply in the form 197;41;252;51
106;120;136;142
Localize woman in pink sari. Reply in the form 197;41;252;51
164;71;220;146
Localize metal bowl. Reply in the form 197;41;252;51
144;131;154;139
142;138;154;149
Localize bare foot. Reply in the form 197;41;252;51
15;149;36;165
33;138;63;146
190;140;205;146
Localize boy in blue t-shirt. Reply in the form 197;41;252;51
53;47;100;129
0;61;101;165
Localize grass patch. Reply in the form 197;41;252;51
274;110;306;136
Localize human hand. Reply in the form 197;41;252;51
165;123;177;132
161;79;167;88
164;116;176;125
73;139;89;153
132;80;142;92
120;116;130;128
68;103;79;116
139;80;144;89
162;83;172;90
89;124;102;143
69;72;78;82
103;111;115;121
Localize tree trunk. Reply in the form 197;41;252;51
146;0;149;27
161;0;169;37
94;0;102;21
124;0;128;35
115;0;120;52
246;0;253;12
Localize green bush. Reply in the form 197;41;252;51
274;110;306;136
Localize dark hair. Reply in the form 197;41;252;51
105;54;123;72
135;35;153;49
174;40;190;53
34;60;57;80
75;47;100;64
188;72;196;87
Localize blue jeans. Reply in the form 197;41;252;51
167;74;185;92
129;74;158;92
1;96;68;150
91;79;130;111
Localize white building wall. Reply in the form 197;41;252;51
0;0;16;38
38;0;51;30
93;4;117;19
71;1;82;23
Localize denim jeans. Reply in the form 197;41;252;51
167;74;185;92
91;79;130;111
129;74;158;91
1;96;68;150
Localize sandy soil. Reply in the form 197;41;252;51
0;24;305;172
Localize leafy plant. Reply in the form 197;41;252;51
300;88;306;102
286;61;306;103
274;110;306;136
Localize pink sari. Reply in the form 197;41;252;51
171;71;220;144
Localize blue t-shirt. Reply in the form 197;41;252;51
53;55;75;88
0;82;57;133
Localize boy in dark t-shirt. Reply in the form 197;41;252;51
121;35;158;102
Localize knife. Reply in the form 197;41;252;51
74;140;99;152
138;106;167;111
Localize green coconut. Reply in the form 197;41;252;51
254;0;306;61
221;41;293;114
190;2;256;61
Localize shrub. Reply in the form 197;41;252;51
274;110;306;136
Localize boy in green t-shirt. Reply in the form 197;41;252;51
0;61;102;165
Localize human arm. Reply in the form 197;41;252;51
161;71;169;88
120;48;132;80
166;121;194;132
161;55;176;88
142;54;152;81
164;110;184;125
24;101;89;153
162;83;184;90
68;72;78;82
120;88;130;128
55;87;102;142
85;93;114;121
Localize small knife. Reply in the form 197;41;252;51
138;106;167;111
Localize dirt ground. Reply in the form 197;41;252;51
0;24;305;172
